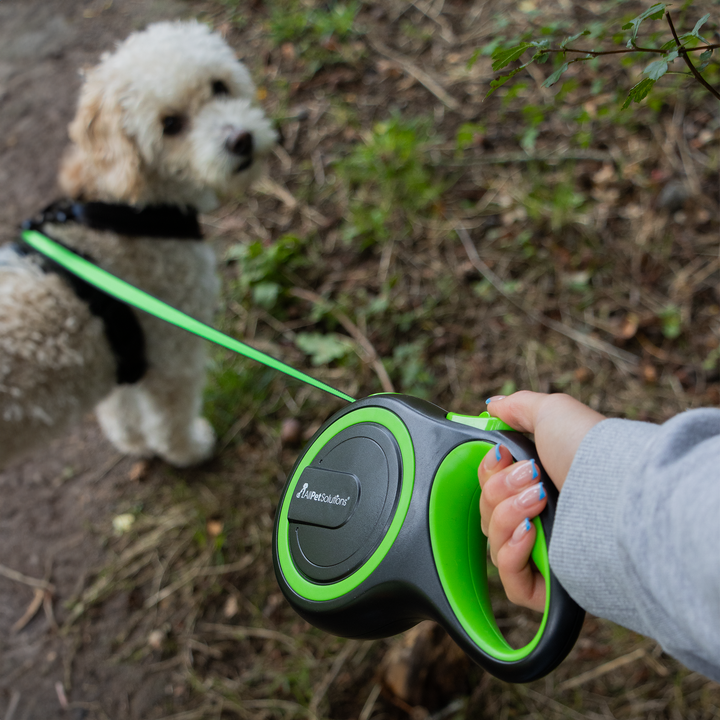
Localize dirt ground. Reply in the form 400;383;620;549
0;3;204;718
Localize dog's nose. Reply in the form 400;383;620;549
226;130;254;158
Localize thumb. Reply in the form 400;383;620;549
486;391;605;489
485;390;549;435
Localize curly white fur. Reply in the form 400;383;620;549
0;21;277;468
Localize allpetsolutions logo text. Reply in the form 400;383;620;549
295;482;350;506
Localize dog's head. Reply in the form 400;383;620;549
59;21;277;211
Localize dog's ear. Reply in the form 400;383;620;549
59;78;146;203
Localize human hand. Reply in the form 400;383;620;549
478;391;605;611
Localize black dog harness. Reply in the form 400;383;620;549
17;200;203;384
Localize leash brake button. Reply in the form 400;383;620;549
447;411;514;432
287;466;359;529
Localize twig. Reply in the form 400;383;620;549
144;554;254;608
447;149;614;166
0;564;55;593
196;622;300;653
290;287;395;393
11;588;45;633
368;37;460;110
241;699;319;719
4;690;21;720
429;698;466;720
541;42;720;58
55;682;69;711
87;453;124;484
309;641;360;717
666;11;720;102
358;683;382;720
455;224;640;369
524;689;595;720
557;647;647;691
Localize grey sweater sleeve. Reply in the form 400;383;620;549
548;409;720;681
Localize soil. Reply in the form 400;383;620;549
0;3;202;719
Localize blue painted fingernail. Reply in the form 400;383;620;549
495;444;502;462
511;517;533;544
538;481;546;500
531;460;539;480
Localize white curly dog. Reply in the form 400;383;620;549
0;21;277;468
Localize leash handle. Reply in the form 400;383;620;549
274;395;585;683
20;229;355;404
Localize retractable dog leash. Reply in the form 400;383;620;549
20;228;585;683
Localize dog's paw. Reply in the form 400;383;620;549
162;416;216;467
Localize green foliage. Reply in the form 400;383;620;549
266;0;363;72
387;340;435;398
658;304;683;339
482;4;719;109
622;77;656;109
268;0;360;43
203;356;274;438
456;122;487;152
295;332;354;366
621;3;666;46
225;234;308;310
335;113;444;246
523;175;588;232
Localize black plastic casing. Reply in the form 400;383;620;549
273;394;585;683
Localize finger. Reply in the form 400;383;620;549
488;481;547;566
478;443;512;490
485;390;548;434
496;518;546;612
479;459;539;536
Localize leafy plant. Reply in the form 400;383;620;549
295;332;354;366
335;113;445;246
225;234;308;310
482;4;720;107
266;0;363;72
203;357;275;437
658;304;683;339
269;0;360;44
523;176;588;232
387;340;435;398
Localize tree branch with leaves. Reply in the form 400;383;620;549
481;4;719;106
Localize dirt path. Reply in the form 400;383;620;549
0;3;197;718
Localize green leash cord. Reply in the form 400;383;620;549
20;229;356;404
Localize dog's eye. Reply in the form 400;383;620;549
212;80;230;96
161;115;186;136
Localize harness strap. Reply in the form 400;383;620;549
15;236;147;384
21;199;203;239
17;198;204;385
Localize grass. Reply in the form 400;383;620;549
63;0;720;718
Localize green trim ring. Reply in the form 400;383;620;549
276;408;415;601
429;441;550;661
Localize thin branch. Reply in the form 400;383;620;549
368;37;460;110
540;42;720;58
558;648;647;691
0;563;56;593
666;11;720;101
